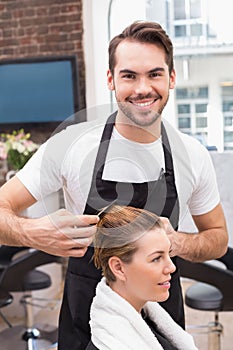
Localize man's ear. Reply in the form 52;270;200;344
107;69;115;91
108;256;126;281
169;69;176;90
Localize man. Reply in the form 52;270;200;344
0;21;228;350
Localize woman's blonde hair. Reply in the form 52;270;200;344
93;205;163;282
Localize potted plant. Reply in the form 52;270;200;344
0;129;60;219
0;129;39;179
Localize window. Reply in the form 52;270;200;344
190;0;201;18
178;104;191;114
173;0;207;39
174;0;186;20
224;131;233;143
176;86;208;135
178;117;191;129
174;0;201;20
223;102;233;112
175;25;186;37
176;87;208;99
147;0;233;152
222;85;233;150
190;23;202;36
195;103;207;113
196;117;207;128
224;117;233;127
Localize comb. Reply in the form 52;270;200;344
97;199;118;219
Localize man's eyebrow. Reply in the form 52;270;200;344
148;67;165;74
119;67;165;75
119;69;137;74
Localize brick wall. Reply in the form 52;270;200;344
0;0;85;142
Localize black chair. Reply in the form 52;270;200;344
0;246;30;328
0;246;29;267
0;289;13;329
0;246;62;350
177;247;233;350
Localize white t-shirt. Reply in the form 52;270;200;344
17;116;220;229
103;127;165;182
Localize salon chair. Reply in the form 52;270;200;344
177;247;233;350
0;289;13;329
0;246;29;328
0;246;62;350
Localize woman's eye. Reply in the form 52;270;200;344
152;255;161;262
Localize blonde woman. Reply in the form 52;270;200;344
87;205;197;350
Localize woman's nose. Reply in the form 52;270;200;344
164;258;176;274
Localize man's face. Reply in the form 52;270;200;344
107;40;176;128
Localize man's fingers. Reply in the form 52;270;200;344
71;236;94;246
51;210;99;228
75;214;99;226
160;216;174;234
62;224;97;239
67;247;88;258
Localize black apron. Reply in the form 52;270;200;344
58;113;184;350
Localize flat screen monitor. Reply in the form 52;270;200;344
0;55;80;125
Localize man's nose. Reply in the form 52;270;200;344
134;77;153;96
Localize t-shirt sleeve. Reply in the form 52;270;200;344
16;126;77;201
16;139;63;201
188;146;220;216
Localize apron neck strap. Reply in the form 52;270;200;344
96;114;174;175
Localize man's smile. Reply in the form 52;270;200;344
127;95;161;110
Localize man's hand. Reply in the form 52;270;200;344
22;209;99;258
160;216;179;257
160;203;228;262
0;177;99;258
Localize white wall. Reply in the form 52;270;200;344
82;0;178;125
211;152;233;247
82;0;146;119
180;152;233;248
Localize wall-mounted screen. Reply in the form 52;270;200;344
0;56;80;124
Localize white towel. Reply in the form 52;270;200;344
90;277;198;350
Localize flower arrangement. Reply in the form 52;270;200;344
0;129;39;170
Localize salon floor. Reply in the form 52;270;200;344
182;279;233;350
0;262;63;350
0;277;232;350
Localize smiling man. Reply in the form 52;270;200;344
0;21;228;350
108;41;175;131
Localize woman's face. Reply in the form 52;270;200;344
111;228;176;312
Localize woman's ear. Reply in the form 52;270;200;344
107;69;115;91
108;256;126;281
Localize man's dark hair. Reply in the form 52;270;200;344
108;21;174;75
